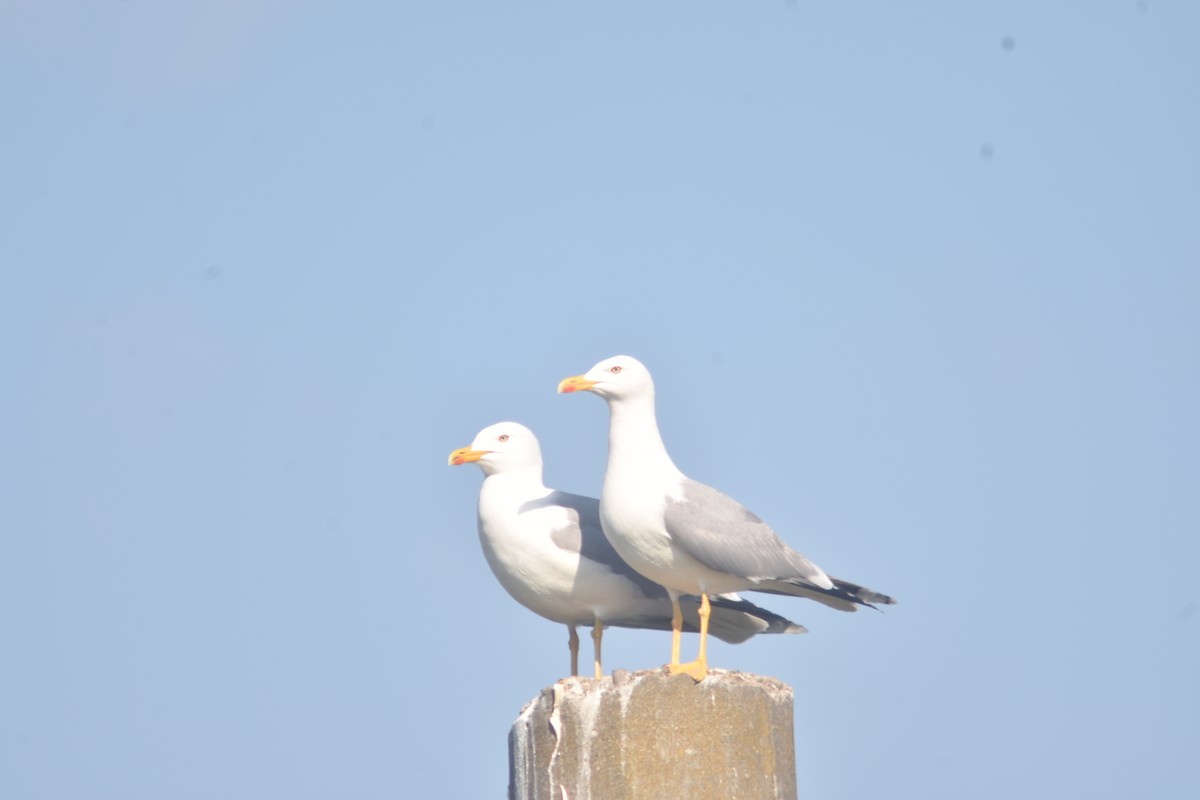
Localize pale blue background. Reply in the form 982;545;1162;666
2;2;1197;798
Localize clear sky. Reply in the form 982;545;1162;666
2;2;1197;798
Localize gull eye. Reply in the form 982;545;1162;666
610;365;622;374
498;434;509;442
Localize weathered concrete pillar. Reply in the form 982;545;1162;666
509;669;797;800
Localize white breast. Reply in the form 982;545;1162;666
477;481;589;623
477;473;668;624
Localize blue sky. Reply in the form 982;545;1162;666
2;2;1197;798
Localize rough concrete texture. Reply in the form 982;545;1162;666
509;668;797;800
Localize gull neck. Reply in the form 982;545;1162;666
605;394;679;477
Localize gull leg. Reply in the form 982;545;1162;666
568;624;580;677
592;618;604;679
669;592;710;682
669;593;683;667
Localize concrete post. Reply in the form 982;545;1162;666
509;669;797;800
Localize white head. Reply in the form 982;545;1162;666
448;421;543;477
557;354;656;403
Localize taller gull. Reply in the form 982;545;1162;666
448;421;806;679
558;355;895;681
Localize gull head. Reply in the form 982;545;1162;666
448;421;542;476
557;354;655;403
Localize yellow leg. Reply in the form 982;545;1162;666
669;595;683;666
697;592;711;665
592;618;604;679
568;625;580;677
668;593;710;682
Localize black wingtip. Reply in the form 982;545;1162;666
829;578;896;609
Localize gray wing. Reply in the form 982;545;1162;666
663;479;832;587
522;490;666;600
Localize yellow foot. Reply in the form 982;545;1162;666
668;659;709;682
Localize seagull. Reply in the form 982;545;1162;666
449;421;806;679
558;355;895;681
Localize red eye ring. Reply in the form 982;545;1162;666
498;434;509;442
610;365;622;374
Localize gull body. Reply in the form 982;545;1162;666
558;356;895;680
449;421;805;678
595;390;808;597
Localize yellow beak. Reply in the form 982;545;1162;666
448;447;489;466
557;374;598;394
